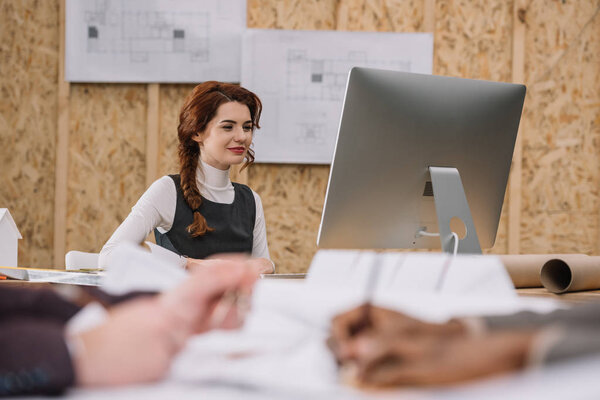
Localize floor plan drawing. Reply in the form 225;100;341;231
286;50;411;102
67;0;245;82
242;29;433;164
84;3;211;64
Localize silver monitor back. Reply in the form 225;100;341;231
317;68;526;250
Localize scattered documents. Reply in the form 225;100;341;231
0;266;103;286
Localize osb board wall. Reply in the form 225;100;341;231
2;0;599;269
157;84;196;177
0;1;58;266
520;1;600;253
66;84;147;253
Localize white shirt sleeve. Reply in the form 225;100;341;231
251;190;271;260
98;176;179;269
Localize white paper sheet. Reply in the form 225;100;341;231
306;250;517;299
242;29;433;164
66;0;245;82
101;243;187;295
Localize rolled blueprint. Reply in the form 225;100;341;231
498;254;589;288
541;257;600;294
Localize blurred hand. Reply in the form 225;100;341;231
329;304;466;364
328;305;537;388
161;259;257;333
344;330;536;387
72;259;257;387
71;297;183;387
186;254;274;276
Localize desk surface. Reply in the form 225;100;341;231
516;288;600;302
4;279;600;301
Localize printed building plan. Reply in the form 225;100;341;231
242;29;433;164
66;0;245;82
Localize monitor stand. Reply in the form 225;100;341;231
429;166;482;254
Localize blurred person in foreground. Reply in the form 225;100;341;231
0;261;256;396
329;303;600;388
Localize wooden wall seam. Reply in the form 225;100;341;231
146;83;160;188
423;0;436;33
53;0;70;267
508;0;527;254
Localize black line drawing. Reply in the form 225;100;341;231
285;49;412;101
84;0;210;63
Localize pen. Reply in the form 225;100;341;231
349;254;382;336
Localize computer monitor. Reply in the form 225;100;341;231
317;67;526;254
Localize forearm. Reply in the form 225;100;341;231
458;315;600;368
98;214;154;269
478;303;600;332
187;257;274;274
247;257;275;274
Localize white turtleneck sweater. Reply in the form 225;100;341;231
98;160;270;269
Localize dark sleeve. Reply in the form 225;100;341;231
544;327;600;364
80;286;157;307
0;318;74;396
0;287;81;323
482;302;600;331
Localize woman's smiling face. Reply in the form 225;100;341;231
195;101;254;170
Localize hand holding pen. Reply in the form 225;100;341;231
159;259;257;334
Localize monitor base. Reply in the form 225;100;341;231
429;166;482;254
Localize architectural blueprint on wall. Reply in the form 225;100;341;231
242;29;433;164
66;0;245;82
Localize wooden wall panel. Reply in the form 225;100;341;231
0;1;58;266
336;0;422;31
158;84;195;177
66;84;147;253
248;0;337;29
520;0;600;254
434;0;513;80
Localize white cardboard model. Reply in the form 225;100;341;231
0;208;22;267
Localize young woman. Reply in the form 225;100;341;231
99;82;274;274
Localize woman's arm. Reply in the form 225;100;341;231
250;191;275;273
246;257;275;274
98;177;179;269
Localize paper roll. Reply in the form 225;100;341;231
498;254;589;288
541;257;600;293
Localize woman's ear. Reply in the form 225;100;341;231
192;132;203;144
